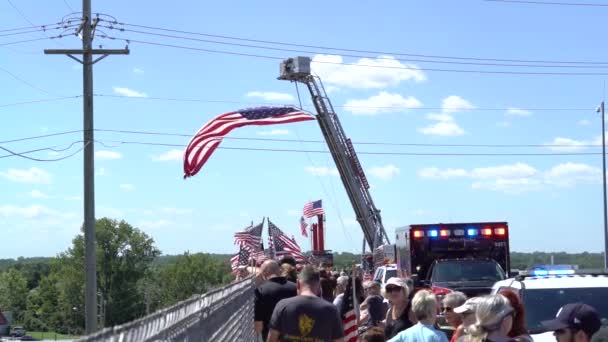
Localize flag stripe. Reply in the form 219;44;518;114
184;107;314;178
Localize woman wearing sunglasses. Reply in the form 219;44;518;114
384;277;415;339
466;294;516;342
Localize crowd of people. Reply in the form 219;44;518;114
240;258;607;342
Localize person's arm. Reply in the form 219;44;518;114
266;329;280;342
254;288;264;333
254;321;263;334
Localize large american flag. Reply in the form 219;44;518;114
268;220;307;263
183;106;315;178
303;200;324;219
230;246;251;271
341;276;358;342
234;221;263;251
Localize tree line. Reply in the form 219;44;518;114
0;218;233;335
0;218;603;335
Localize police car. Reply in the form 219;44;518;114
491;266;608;342
373;263;399;288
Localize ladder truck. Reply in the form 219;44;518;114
278;56;390;267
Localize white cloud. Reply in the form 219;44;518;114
133;68;144;74
418;121;465;136
95;151;122;160
0;167;51;184
418;167;468;179
471;178;543;194
257;129;290;136
138;219;174;229
578;119;591;126
65;195;81;201
497;121;511;127
325;85;340;94
419;162;601;194
506;107;532;116
311;54;425;89
544;162;601;187
343;92;422;115
161;207;192;215
442;96;475;114
410;209;432;216
96;168;107;176
367;165;400;180
470;163;538;179
305;166;339;176
28;190;49;199
246;91;294;102
112;87;148;98
343;218;359;227
544;137;589;152
0;205;70;219
152;149;182;162
120;184;135;192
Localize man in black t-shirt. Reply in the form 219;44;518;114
267;265;345;342
255;260;297;341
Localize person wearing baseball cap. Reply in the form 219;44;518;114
452;297;482;342
384;277;415;339
541;303;602;342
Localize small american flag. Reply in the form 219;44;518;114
230;247;251;271
268;219;306;263
300;216;308;237
341;275;358;342
183;106;314;178
234;221;263;251
303;200;324;219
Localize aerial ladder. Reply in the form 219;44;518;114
278;56;390;261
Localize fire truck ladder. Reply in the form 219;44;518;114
278;56;390;252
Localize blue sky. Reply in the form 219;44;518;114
1;0;607;258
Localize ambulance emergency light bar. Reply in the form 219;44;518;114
411;224;507;239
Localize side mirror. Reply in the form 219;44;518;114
508;271;520;278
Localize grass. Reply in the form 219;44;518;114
27;331;81;340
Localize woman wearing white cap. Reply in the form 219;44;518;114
465;295;515;342
452;297;482;342
384;277;415;339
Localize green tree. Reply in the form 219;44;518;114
154;252;231;308
0;268;29;322
54;217;160;330
23;273;61;331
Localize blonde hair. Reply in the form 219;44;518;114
411;290;437;321
466;295;513;342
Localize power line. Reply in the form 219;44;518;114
0;23;63;33
101;25;608;70
102;19;608;66
96;139;603;156
0;140;87;161
0;37;54;47
0;129;82;144
98;35;608;76
0;95;82;108
62;0;75;12
93;93;594;112
0;65;54;95
485;0;608;6
94;128;603;148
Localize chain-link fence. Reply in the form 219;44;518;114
77;277;259;342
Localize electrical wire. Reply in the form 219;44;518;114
100;25;608;70
0;140;87;161
0;37;54;46
94;128;603;148
0;65;54;96
97;35;608;76
0;23;64;33
485;0;608;6
0;129;83;144
95;139;604;156
62;0;75;12
0;95;82;108
101;19;608;65
93;93;594;112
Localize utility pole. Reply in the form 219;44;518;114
44;0;128;334
599;101;608;270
